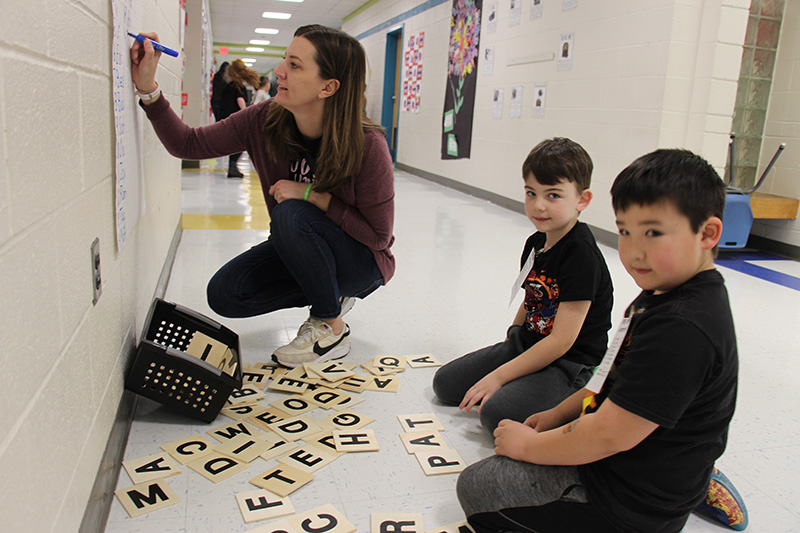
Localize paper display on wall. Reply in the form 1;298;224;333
558;32;574;71
402;32;424;114
510;86;523;118
492;88;504;119
486;2;498;33
112;0;145;250
531;0;543;19
510;0;521;26
483;46;495;76
532;83;546;118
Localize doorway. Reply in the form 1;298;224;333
381;27;403;163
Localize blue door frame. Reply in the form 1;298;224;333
381;27;403;163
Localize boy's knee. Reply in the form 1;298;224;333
478;398;505;434
456;462;479;505
432;366;460;405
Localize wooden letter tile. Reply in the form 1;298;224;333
332;429;380;452
397;413;445;433
371;513;425;533
161;434;215;465
186;452;250;483
249;464;314;497
122;452;181;484
399;431;448;455
415;448;466;476
235;488;294;523
407;354;443;368
114;479;181;518
287;504;356;533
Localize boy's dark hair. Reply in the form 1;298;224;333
611;149;725;233
522;137;593;190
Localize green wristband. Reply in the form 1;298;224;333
303;183;312;201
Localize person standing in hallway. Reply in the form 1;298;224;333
253;75;271;104
217;59;260;178
130;25;395;368
210;61;229;122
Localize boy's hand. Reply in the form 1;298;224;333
525;408;565;432
494;419;538;461
460;373;504;412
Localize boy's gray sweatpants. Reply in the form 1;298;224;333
457;455;587;518
432;325;592;433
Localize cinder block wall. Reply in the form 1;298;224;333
0;0;182;529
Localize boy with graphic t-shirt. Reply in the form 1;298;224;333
456;149;740;533
433;138;613;434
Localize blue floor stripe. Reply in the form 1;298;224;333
716;252;800;292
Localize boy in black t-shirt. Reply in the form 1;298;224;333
456;149;741;533
433;138;613;433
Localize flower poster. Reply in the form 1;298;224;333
402;32;424;113
442;0;482;159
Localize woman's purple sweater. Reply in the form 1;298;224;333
142;97;396;283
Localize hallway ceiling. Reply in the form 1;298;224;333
209;0;369;74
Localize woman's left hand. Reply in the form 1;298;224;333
269;180;309;203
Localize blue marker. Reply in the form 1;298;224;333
128;32;179;57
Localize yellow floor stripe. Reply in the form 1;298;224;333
181;212;270;230
182;165;271;230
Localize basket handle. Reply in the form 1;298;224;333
174;301;225;331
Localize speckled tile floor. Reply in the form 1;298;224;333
105;160;800;532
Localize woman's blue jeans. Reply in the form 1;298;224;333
207;199;384;320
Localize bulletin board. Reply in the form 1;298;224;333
111;0;145;251
402;32;425;113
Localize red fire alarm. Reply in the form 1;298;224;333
181;93;188;106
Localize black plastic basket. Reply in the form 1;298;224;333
126;298;242;423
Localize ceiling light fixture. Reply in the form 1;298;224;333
262;12;292;20
246;47;265;52
249;40;271;45
255;28;280;35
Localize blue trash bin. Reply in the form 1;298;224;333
719;193;753;249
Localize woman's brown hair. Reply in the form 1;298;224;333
263;25;383;193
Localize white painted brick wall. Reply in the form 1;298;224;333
0;0;182;530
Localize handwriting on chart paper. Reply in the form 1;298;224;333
111;0;143;250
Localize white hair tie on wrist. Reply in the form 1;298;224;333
137;81;161;102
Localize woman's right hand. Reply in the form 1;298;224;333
130;32;161;93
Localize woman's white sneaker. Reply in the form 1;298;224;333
272;319;351;368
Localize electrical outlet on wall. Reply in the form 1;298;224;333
91;238;102;305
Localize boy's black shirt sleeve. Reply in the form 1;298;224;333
519;223;613;367
580;269;738;533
